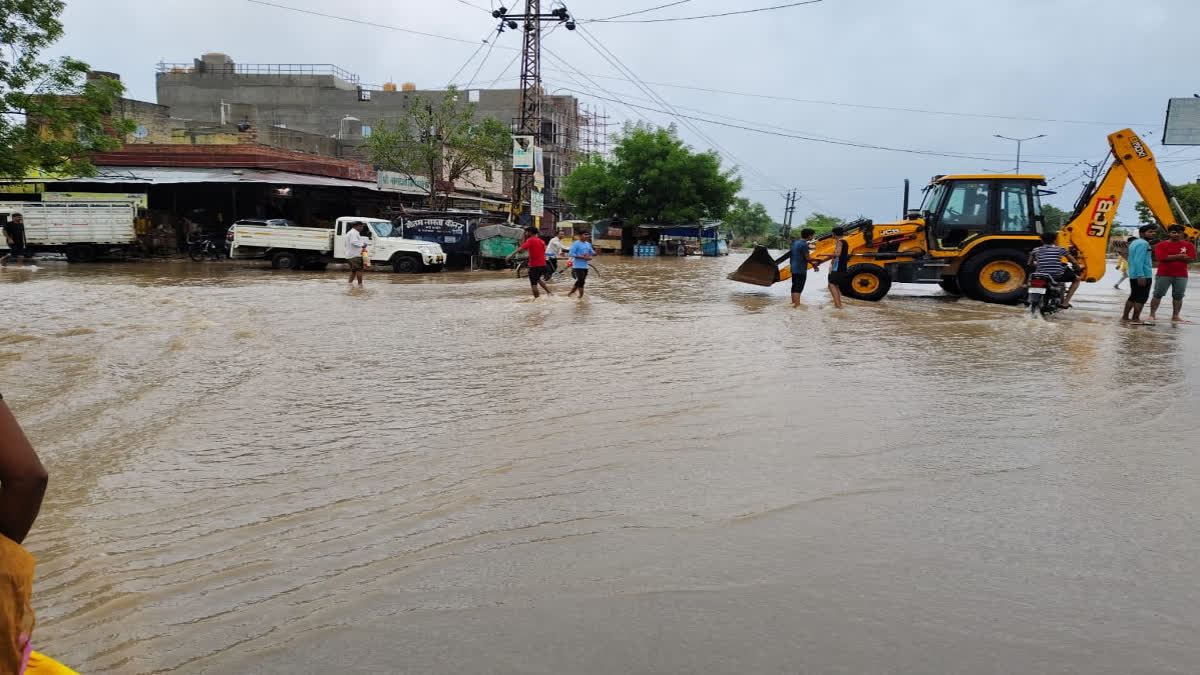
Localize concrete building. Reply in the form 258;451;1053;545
156;53;581;208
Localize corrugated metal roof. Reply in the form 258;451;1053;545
23;166;428;194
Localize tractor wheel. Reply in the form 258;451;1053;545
840;264;892;302
960;248;1028;304
938;277;961;295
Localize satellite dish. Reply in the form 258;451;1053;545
133;125;149;138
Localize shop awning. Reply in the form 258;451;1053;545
19;166;426;194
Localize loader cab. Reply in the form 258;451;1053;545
921;176;1045;251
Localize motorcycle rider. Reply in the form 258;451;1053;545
1028;231;1082;308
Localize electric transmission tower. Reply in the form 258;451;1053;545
491;3;575;222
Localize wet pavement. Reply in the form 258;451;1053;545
2;255;1198;674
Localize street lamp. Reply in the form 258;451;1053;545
993;134;1046;174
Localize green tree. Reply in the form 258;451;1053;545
725;197;775;240
363;86;510;208
1042;203;1072;230
0;0;133;179
1135;181;1200;226
799;213;843;236
562;123;742;223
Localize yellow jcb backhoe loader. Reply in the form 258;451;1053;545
730;129;1200;304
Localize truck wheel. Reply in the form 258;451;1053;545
960;249;1028;304
392;255;420;274
840;264;892;302
66;244;97;263
271;251;300;270
938;277;961;295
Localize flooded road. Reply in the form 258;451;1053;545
3;255;1199;674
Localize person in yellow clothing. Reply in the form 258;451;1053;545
1113;235;1134;289
1;394;77;674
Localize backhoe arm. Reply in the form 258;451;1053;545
1059;129;1200;281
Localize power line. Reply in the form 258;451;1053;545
550;87;1084;165
486;51;522;88
467;27;502;89
447;28;498;87
249;0;1140;129
555;81;1089;161
453;0;492;12
540;67;1152;128
593;0;694;22
574;24;788;190
588;0;823;23
543;47;653;126
244;0;516;47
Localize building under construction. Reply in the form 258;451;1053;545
156;53;591;214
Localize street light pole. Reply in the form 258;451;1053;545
993;134;1046;174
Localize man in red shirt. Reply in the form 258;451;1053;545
508;227;553;299
1149;224;1196;323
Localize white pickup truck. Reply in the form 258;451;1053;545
230;217;447;273
1;200;139;262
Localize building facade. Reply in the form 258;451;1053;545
156;53;581;209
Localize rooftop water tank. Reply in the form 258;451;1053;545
402;82;416;92
338;115;363;139
382;82;398;92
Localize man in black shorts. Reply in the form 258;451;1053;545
824;226;848;309
567;231;596;299
1122;224;1155;323
508;227;552;299
776;227;816;307
1;213;28;267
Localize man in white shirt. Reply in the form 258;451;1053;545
545;230;566;277
346;221;369;286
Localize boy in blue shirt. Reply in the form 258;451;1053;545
567;231;597;299
1122;224;1156;324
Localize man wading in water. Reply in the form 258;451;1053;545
508;227;552;299
820;227;849;309
775;228;817;307
567;231;596;299
345;222;369;287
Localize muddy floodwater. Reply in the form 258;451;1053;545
2;254;1199;674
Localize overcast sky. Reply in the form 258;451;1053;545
48;0;1200;225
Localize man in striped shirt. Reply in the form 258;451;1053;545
1028;232;1081;308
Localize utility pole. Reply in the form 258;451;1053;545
993;133;1046;174
782;189;797;237
492;3;575;224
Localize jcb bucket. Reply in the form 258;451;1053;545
727;245;780;286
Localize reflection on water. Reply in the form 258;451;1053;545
2;256;1199;674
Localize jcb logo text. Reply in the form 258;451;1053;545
1088;198;1114;236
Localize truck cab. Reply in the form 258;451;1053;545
333;217;447;273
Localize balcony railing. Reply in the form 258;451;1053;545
157;61;360;84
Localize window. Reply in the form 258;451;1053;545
361;125;372;138
920;183;947;216
998;182;1032;232
941;182;991;226
468;89;480;103
1031;189;1045;233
